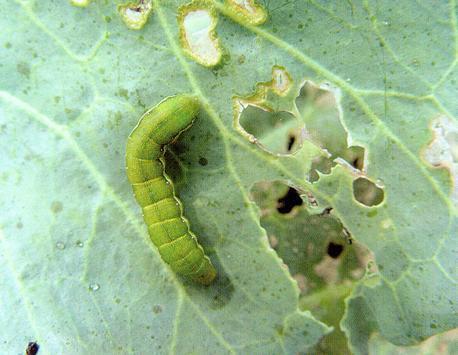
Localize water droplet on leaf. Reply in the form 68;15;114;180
89;283;100;291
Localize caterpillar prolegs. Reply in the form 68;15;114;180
126;95;217;285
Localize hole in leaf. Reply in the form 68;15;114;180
353;177;384;206
250;180;372;308
327;242;344;258
277;187;303;213
233;65;304;155
178;4;222;67
118;0;153;30
296;81;365;174
239;106;304;155
271;66;292;96
225;0;268;25
423;115;458;205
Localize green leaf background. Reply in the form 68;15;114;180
1;1;456;354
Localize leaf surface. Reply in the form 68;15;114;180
0;1;456;354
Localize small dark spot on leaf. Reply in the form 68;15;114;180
277;188;302;214
17;62;31;79
275;324;284;335
352;156;362;169
287;135;296;151
327;242;344;258
117;88;129;100
152;305;163;314
51;201;63;214
26;342;39;355
367;209;378;217
198;157;208;166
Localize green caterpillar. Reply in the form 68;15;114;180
126;94;217;285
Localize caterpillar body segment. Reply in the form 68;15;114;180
126;95;217;285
